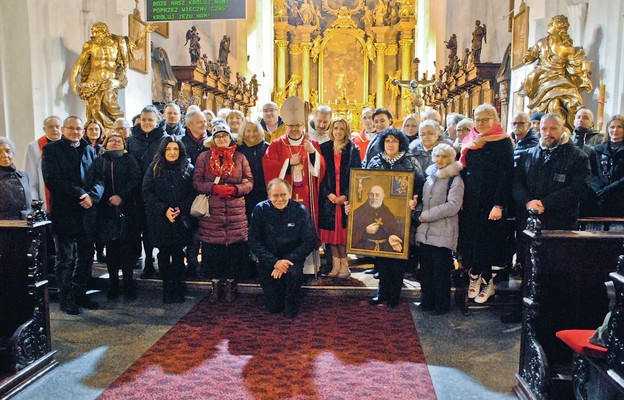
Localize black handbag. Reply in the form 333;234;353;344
98;158;128;242
99;208;128;242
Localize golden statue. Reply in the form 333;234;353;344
309;89;319;111
70;22;154;129
363;36;376;62
311;35;322;63
519;15;592;128
285;74;302;97
385;70;401;99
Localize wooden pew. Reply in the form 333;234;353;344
514;214;624;400
0;216;57;398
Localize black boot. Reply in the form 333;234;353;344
107;277;119;300
124;279;137;300
141;257;156;279
173;281;186;303
224;279;237;303
74;286;99;310
162;281;174;304
208;279;222;303
60;288;81;315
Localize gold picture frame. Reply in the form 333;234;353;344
346;169;413;260
128;15;149;74
512;2;529;69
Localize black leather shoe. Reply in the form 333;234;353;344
77;297;99;310
60;303;81;315
373;272;379;279
388;300;400;308
283;308;297;318
368;296;385;306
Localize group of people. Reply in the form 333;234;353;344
2;94;622;319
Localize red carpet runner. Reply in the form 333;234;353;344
99;294;436;400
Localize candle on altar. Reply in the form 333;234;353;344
597;83;606;131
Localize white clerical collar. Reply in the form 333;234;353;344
288;135;304;145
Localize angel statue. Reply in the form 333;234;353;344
311;35;322;63
471;20;487;63
385;70;401;99
285;74;302;97
185;26;201;65
363;36;377;62
519;15;592;128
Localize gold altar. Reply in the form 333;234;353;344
273;0;416;131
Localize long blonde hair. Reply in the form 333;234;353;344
328;118;351;153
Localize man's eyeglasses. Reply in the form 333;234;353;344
263;108;278;113
512;122;527;126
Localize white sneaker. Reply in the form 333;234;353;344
474;278;495;304
468;273;482;299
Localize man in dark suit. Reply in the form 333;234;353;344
42;116;104;315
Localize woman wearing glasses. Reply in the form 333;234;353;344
458;103;514;304
95;134;141;300
193;119;253;304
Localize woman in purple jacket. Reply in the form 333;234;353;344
193;119;253;303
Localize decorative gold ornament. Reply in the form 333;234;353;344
385;44;399;56
321;0;364;29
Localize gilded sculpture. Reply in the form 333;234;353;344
519;15;592;128
363;36;377;62
70;21;154;130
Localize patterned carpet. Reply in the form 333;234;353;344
98;294;435;400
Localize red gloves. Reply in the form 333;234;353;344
212;184;237;198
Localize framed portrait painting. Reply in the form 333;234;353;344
346;169;413;260
128;15;149;74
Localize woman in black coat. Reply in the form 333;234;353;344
363;128;425;307
237;118;269;280
142;136;196;303
458;104;514;304
95;134;142;300
589;115;624;217
126;105;168;278
0;137;32;220
319;118;361;278
237;118;269;218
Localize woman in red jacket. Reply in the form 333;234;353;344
193;119;253;303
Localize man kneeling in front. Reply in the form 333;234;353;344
249;178;316;318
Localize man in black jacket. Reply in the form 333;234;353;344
572;107;604;148
42;116;104;315
511;112;539;154
249;179;316;318
513;113;591;230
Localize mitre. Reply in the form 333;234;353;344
280;96;305;125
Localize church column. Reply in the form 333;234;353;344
399;38;414;82
374;43;387;108
291;26;316;102
274;21;290;91
275;39;289;90
301;42;312;101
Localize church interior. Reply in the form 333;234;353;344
2;0;624;399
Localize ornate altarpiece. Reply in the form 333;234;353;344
273;0;416;131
